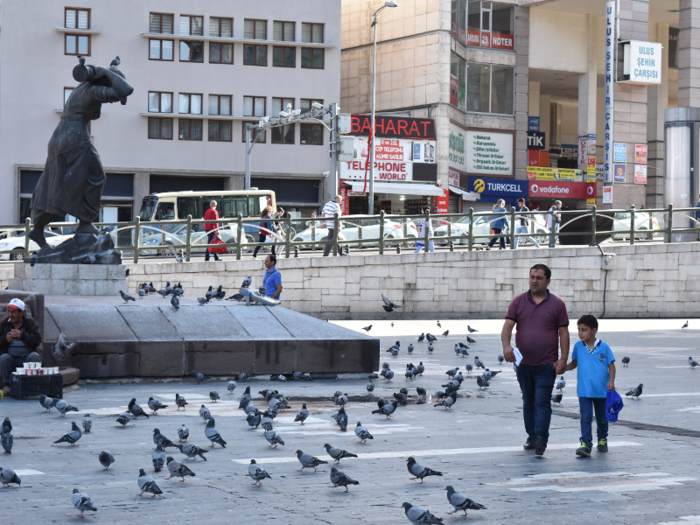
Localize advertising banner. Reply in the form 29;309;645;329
603;186;613;203
527;132;545;150
614;164;626;183
528;180;597;200
528;117;540;132
466;131;513;175
634;164;647;184
468;177;528;197
448;123;466;171
635;144;648;164
448;169;461;188
614;143;627;163
604;1;615;183
340;136;436;181
526;166;583;181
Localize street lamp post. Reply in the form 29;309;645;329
368;1;398;214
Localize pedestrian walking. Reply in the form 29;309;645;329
204;200;220;262
513;198;540;249
322;195;343;256
253;206;277;259
262;254;283;299
486;199;509;250
565;314;616;457
547;200;562;247
414;207;434;253
501;264;570;456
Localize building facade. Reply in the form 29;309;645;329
0;0;341;225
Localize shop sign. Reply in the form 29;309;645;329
614;143;627;163
587;156;596;176
635;144;647;164
448;169;461;188
466;131;513;175
526;166;583;182
448;123;466;170
603;186;613;204
587;198;596;205
625;41;662;84
528;117;540;132
436;189;449;215
528;180;597;200
339;184;350;214
340;136;436;181
527;132;545;150
467;31;514;50
604;1;615;184
614;164;626;183
350;115;435;139
468;177;527;197
634;164;647;184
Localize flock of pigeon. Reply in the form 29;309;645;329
118;282;235;311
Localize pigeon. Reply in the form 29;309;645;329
392;321;394;327
381;293;402;312
205;286;214;302
247;410;262;429
467;336;476;344
295;404;309;425
402;502;443;524
426;333;437;342
372;399;399;418
442;330;449;337
72;488;97;518
51;332;76;362
205;417;227;448
551;393;563;405
619;356;631;367
334;392;349;406
30;253;37;266
330;466;359;491
1;426;12;454
407;457;443;483
408;344;414;353
110;55;120;67
200;405;212;421
165;282;173;295
381;368;395;380
171;294;180;310
416;362;425;375
227;380;237;393
265;430;285;447
116;412;131;428
148;397;168;414
98;451;114;470
387;342;400;357
355;421;373;443
434;392;457;410
292;371;312;381
54;421;82;446
82;414;92;433
175;393;188;410
556;376;566;392
366;379;375;393
153;428;177;450
213;285;226;301
55;399;79;417
239;386;252;408
323;443;358;464
476;376;489;389
197;297;209;306
176;443;208;461
296;450;328;472
690;357;699;369
0;467;20;487
39;395;58;412
498;354;504;364
245;403;258;416
261;412;274;433
138;287;145;299
437;321;442;328
468;325;478;333
137;469;162;497
416;387;427;404
405;365;415;381
682;320;689;329
428;343;434;352
119;290;135;303
626;383;643;399
362;325;372;332
474;356;485;369
249;459;271;486
465;363;473;373
166;456;195;482
445;486;486;516
192;370;205;384
333;406;348;432
152;444;166;472
158;289;168;298
178;424;190;441
446;367;459;379
418;333;425;343
482;370;500;381
128;398;149;419
2;419;11;434
454;344;461;356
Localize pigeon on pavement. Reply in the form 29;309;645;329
467;336;476;344
239;386;252;409
210;391;220;403
465;363;473;373
621;357;630;367
192;370;205;384
626;383;643;399
178;424;190;442
176;443;208;461
152;444;166;472
323;443;358;464
148;397;168;414
128;398;149;419
152;428;177;450
468;325;478;333
498;354;504;364
682;320;689;329
372;399;399;418
205;417;227;448
249;459;271;486
476;376;489;389
82;414;92;433
355;421;373;443
446;367;459;379
99;451;114;470
39;395;58;412
416;362;425;375
228;380;237;393
434;392;457;410
418;333;425;343
482;370;500;381
408;344;414;353
690;357;699;369
1;426;13;454
55;399;79;417
442;330;449;337
200;405;212;422
265;430;285;448
54;421;82;446
407;457;443;483
165;456;195;481
137;469;162;497
119;290;135;304
445;485;486;516
474;357;485;369
416;387;427;404
402;502;443;524
330;467;359;491
366;379;375;393
247;410;262;429
556;376;566;392
0;467;20;487
333;406;348;431
71;488;97;518
116;412;131;428
295;404;309;425
551;393;563;405
175;393;188;410
426;333;437;342
428;343;434;353
296;449;329;472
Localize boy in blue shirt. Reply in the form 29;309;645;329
565;314;616;457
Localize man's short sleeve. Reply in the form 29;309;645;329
505;296;519;322
272;272;282;288
556;299;570;327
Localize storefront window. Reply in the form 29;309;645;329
450;52;466;111
451;0;467;45
467;63;513;115
466;1;514;51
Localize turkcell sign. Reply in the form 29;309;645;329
603;1;615;185
467;177;527;197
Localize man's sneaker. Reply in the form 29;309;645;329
534;436;547;456
576;440;592;457
523;437;535;450
597;439;608;452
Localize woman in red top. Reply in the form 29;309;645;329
204;200;220;261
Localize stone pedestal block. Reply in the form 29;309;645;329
8;263;126;296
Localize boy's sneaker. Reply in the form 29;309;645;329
597;439;608;452
576;440;592;457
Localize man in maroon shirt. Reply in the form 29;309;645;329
204;200;220;262
501;263;570;456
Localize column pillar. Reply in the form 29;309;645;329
578;15;598;138
678;0;700;108
647;23;669;208
514;6;530;181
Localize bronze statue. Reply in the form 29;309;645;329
29;57;133;249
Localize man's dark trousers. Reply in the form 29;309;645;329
515;363;557;442
204;232;219;261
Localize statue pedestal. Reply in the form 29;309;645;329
33;232;122;265
9;263;126;296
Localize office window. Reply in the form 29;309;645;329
242;122;266;143
244;45;267;66
65;34;90;56
209;121;232;142
272;97;294;144
467;1;514;50
65;8;89;29
669;27;679;69
179;93;202;114
466;63;513;114
209;17;233;63
244;19;267;39
179;119;203;140
180;15;203;36
301;23;323;43
301;48;324;69
148;92;173;113
451;0;467;45
300;99;323;112
300;124;323;145
273;46;295;67
210;17;233;37
273;21;295;41
450;52;466;111
180;41;204;62
148;118;173;139
243;96;266;117
64;88;75;107
150;13;174;34
208;95;232;116
150;39;174;60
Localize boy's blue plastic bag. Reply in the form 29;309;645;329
606;389;624;422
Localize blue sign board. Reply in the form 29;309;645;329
468;177;528;197
613;164;626;183
528;117;540;132
614;143;626;163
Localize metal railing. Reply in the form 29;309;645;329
1;204;699;262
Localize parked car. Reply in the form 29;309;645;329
434;213;549;245
140;223;242;255
0;229;72;261
612;211;659;240
292;216;418;249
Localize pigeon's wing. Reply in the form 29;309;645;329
381;293;392;307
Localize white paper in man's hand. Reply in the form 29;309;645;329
514;347;523;366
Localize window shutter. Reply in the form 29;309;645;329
209;96;219;116
180;16;190;35
221;96;231;116
77;10;89;29
179;94;189;114
149;13;160;33
244;20;254;39
66;9;76;29
312;24;323;43
272;98;281;117
221;19;232;37
285;22;295;42
255;20;265;39
191;95;202;114
210;17;220;37
301;23;311;43
243;96;253;116
255;97;265;116
162;14;173;34
273;21;282;41
192;17;203;36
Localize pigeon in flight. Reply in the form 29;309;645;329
192;370;205;384
82;414;92;433
168;245;184;263
296;450;328;472
175;393;188;410
690;357;699;369
119;290;135;304
51;332;76;363
137;469;162;498
54;421;82;446
418;333;425;343
110;55;120;67
1;426;13;454
165;456;196;482
355;421;373;443
621;357;630;367
39;395;58;412
295;404;309;425
382;293;402;312
626;383;643;399
682;320;689;329
152;444;166;472
205;417;227;448
434;392;456;410
248;459;271;486
407;457;443;484
71;488;97;518
176;443;208;461
468;325;478;333
323;443;358;464
0;467;20;487
362;325;372;332
330;467;359;492
128;398;149;419
445;486;486;516
402;502;443;524
99;451;114;470
148;397;168;414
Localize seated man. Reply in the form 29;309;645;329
0;298;42;394
263;254;283;300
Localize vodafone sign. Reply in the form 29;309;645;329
528;181;597;200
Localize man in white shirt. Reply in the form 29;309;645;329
322;195;343;256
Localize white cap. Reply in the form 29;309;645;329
7;298;25;311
